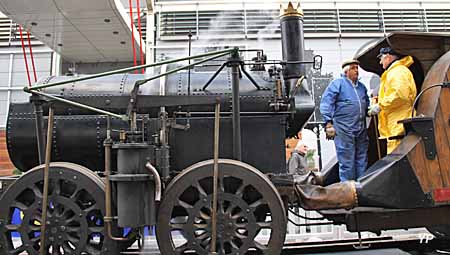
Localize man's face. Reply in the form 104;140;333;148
379;54;392;70
298;144;308;154
347;64;359;82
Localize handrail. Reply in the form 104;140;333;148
24;48;235;92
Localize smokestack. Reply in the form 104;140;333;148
280;2;305;84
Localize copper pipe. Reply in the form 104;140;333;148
210;102;221;255
276;79;282;98
145;162;161;202
104;117;130;241
39;106;54;255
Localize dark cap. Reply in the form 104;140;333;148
377;47;399;58
341;59;360;69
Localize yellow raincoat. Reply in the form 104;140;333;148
378;56;417;153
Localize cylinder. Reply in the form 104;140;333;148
111;142;155;227
280;3;305;80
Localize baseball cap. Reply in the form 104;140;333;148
377;47;399;58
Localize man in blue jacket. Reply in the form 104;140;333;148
320;59;369;181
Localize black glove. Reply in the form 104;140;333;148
325;122;336;140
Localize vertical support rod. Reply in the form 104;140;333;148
33;98;45;164
230;59;242;161
316;124;323;170
188;31;192;96
210;102;220;255
39;106;54;255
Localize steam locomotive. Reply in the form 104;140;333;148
0;2;449;255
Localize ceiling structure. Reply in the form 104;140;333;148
0;0;146;62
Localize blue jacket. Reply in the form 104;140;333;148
320;74;369;136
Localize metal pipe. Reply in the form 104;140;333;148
174;111;292;116
230;59;242;161
104;116;130;241
145;162;162;202
29;90;127;121
210;102;221;255
39;106;54;255
32;99;45;164
26;48;234;91
202;62;228;91
239;63;261;90
188;31;192;96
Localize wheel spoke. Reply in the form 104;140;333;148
230;239;240;251
249;199;264;210
254;240;269;252
9;245;27;254
235;182;246;198
257;221;272;229
193;223;208;230
31;185;43;199
195;181;208;199
174;243;192;254
87;226;103;234
4;224;20;231
177;200;194;211
195;232;209;242
52;181;61;196
169;223;185;231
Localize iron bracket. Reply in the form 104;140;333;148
399;116;436;160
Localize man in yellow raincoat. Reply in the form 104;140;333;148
368;47;417;153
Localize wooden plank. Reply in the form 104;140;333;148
408;135;444;193
441;85;450;146
435;105;450;187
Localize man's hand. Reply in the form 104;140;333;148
368;103;381;116
325;122;336;140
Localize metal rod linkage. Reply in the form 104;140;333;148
25;48;234;92
29;90;127;121
202;62;228;91
39;107;54;255
210;102;221;255
231;59;242;161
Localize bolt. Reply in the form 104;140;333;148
73;176;77;180
58;235;63;239
46;221;51;225
79;213;84;217
228;222;233;227
60;226;66;231
49;237;54;242
246;209;250;213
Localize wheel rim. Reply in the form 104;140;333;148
156;159;286;255
0;162;109;254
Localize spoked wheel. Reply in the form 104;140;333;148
156;159;287;255
0;162;130;255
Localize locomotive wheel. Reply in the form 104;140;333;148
0;162;129;254
156;159;287;255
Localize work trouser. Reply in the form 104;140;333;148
334;130;369;182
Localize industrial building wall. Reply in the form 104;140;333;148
0;49;52;174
